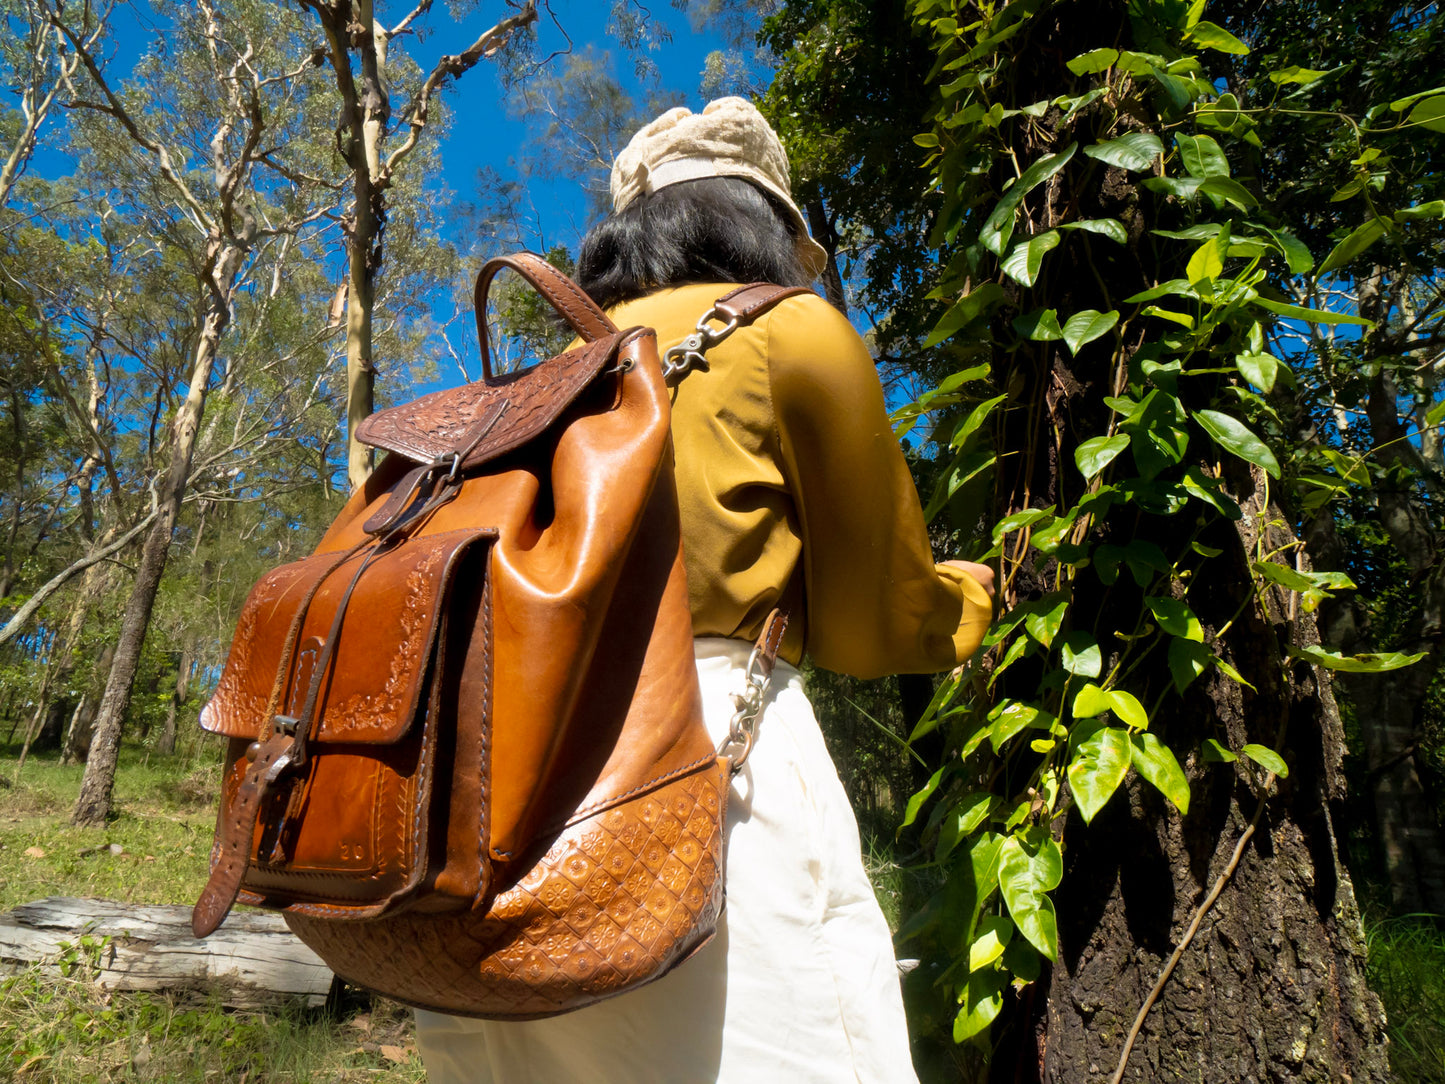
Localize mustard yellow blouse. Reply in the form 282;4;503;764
609;283;991;678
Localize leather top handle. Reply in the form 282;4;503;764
474;253;618;383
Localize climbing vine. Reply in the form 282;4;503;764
895;0;1441;1056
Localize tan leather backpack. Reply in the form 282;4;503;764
191;254;796;1018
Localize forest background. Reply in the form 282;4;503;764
1;0;1443;1081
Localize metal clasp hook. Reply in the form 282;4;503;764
661;308;741;385
718;645;771;773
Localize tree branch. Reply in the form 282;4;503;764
379;0;539;183
0;507;159;647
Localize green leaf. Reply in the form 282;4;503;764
1107;689;1150;731
990;701;1051;751
938;792;1000;860
925;284;1009;347
1060;631;1102;677
1130;732;1191;814
1214;656;1255;690
1241;744;1289;778
1186;19;1249;53
992;507;1054;541
902;766;946;829
997;834;1063;959
1406;95;1445;133
1067;726;1132;822
950;394;1008;449
1186;236;1224;285
1251;297;1371;326
1236;353;1281;393
1389;86;1445;111
1001;231;1062;287
1013;308;1064;341
1072;682;1111;718
1146;596;1203;641
1084;132;1165;171
954;969;1006;1042
1181;465;1242;517
1142;175;1205;200
1201;738;1237;762
1067;47;1119;75
1124;278;1197;304
1023;594;1069;649
1199;177;1259;209
1396;200;1445;222
1195;409;1281;478
969;914;1014;972
1075;434;1130;479
1061;309;1120;355
1142;306;1194;329
1058;218;1128;244
1259;226;1314;274
1168;638;1212;693
1290;645;1426;673
981;145;1079;255
1269;65;1329;86
1175;133;1229;178
1318;217;1390;276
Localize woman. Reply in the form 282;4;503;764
415;97;994;1084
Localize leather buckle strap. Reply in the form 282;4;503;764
191;726;298;937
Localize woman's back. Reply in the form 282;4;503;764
610;283;991;678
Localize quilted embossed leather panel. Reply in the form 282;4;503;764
285;759;728;1018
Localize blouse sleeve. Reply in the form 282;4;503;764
767;295;992;679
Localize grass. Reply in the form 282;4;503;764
0;742;426;1083
0;745;221;911
1364;909;1445;1084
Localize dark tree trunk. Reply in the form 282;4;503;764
159;639;194;756
1017;486;1387;1082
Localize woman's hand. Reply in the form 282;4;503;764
942;559;996;600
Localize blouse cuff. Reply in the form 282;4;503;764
935;563;994;663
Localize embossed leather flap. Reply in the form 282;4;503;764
354;333;625;469
200;527;493;744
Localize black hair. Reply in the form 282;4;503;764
576;176;813;310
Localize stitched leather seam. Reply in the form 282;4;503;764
518;253;615;337
487;755;718;861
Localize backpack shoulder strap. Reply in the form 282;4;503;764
661;283;816;384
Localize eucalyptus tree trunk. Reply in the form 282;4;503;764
74;297;230;825
300;0;538;491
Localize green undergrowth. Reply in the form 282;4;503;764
1;961;424;1083
1364;908;1445;1084
0;744;224;911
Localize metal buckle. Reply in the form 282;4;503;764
661;308;741;385
430;451;463;483
718;646;771;773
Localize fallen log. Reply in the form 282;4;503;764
0;897;336;1008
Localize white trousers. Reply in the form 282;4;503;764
414;638;919;1083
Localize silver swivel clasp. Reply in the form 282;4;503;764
661;307;741;384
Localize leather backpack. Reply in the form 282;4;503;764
191;254;799;1018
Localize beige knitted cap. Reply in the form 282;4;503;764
610;96;827;279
